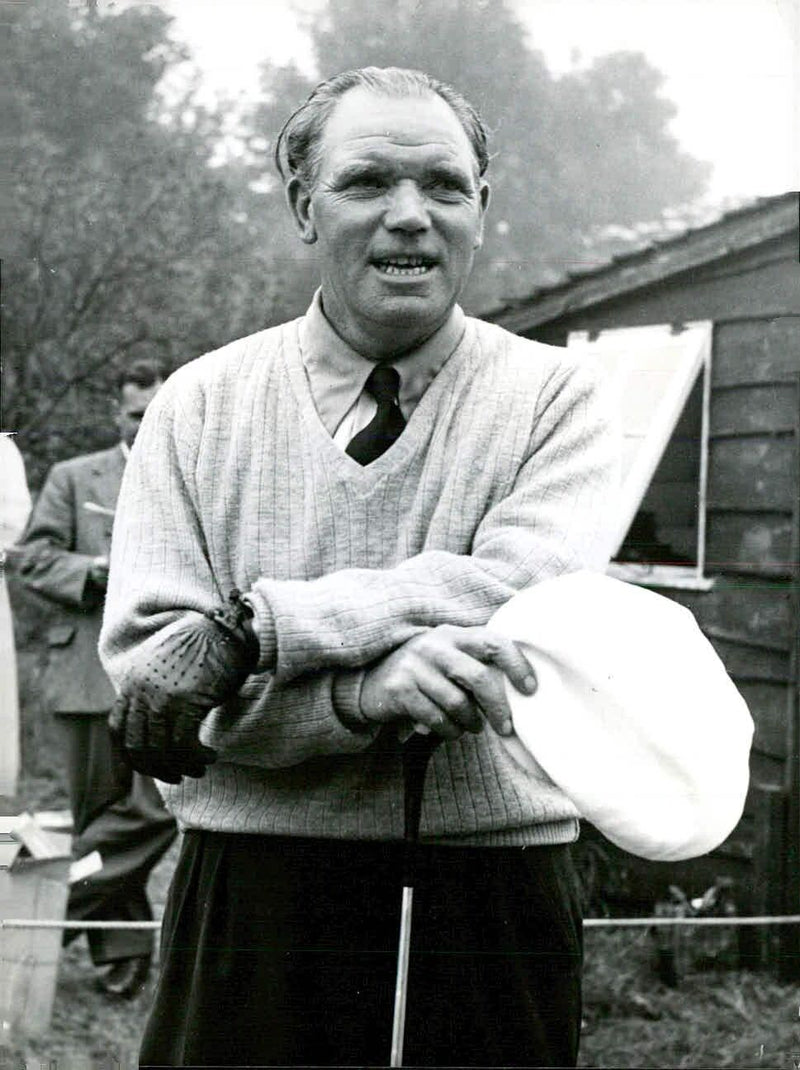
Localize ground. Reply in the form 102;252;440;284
1;826;176;1070
580;929;800;1069
5;833;799;1068
3;753;800;1067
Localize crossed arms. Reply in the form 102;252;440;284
100;355;619;778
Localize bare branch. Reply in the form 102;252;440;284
18;330;152;435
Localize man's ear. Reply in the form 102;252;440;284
473;181;491;250
111;398;123;435
286;176;317;244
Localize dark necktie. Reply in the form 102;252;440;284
345;364;406;465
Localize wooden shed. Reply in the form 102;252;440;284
487;192;800;967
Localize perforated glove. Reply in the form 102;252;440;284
108;591;260;784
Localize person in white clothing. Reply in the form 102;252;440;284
0;432;32;797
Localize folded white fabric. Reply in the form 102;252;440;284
488;571;754;861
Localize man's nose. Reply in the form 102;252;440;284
384;181;430;232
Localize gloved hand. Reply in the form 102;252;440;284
108;590;260;783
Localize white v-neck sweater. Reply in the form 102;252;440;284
100;312;620;845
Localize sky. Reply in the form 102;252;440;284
153;0;798;204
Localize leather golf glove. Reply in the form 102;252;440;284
108;591;259;783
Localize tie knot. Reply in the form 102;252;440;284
364;364;400;406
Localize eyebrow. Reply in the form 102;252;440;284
332;162;385;183
427;164;473;187
331;159;474;186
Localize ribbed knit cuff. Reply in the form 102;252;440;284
332;669;376;735
243;591;278;672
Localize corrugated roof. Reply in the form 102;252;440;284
486;192;798;332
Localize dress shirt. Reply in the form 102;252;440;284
299;290;466;448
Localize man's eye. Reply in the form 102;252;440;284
427;177;468;196
345;174;385;190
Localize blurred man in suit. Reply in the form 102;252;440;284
17;360;177;998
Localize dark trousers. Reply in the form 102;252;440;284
57;714;177;965
140;831;583;1067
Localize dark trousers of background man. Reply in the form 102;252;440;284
58;714;177;964
140;833;583;1068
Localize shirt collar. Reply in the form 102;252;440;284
299;290;466;435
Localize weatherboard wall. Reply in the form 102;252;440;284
487;198;799;917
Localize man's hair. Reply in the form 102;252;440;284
116;359;167;395
274;67;489;187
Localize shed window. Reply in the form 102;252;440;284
568;321;713;590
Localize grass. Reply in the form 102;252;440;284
4;909;799;1067
579;929;800;1069
3;706;800;1068
5;849;799;1068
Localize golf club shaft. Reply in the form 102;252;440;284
390;885;414;1067
390;730;441;1067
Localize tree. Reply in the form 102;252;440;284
248;0;711;311
3;0;713;482
2;0;281;484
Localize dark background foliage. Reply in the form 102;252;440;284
2;0;711;485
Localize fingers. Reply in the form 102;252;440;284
400;688;465;740
172;711;219;774
404;625;536;737
109;694;149;752
443;628;537;698
431;644;513;737
414;662;483;734
109;692;216;782
107;697;127;741
358;623;536;741
360;655;473;739
127;749;183;785
124;740;215;784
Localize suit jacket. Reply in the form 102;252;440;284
17;445;125;713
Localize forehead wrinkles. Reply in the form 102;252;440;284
317;135;479;189
312;89;478;181
335;137;470;167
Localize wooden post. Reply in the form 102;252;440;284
0;856;71;1038
778;375;800;982
740;783;786;969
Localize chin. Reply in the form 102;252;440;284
369;292;448;327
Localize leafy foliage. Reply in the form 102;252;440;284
248;0;711;311
3;0;712;483
2;0;281;485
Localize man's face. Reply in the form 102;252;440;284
288;87;490;357
114;381;161;448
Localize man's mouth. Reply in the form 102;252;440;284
372;256;437;277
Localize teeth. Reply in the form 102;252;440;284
376;259;433;276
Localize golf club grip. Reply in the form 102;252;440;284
402;730;441;845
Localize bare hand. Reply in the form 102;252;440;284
359;625;536;740
89;555;110;589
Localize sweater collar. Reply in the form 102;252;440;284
299;290;465;435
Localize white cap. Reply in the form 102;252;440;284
489;571;754;862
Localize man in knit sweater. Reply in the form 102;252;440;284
100;68;619;1067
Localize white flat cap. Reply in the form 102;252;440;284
489;571;754;861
